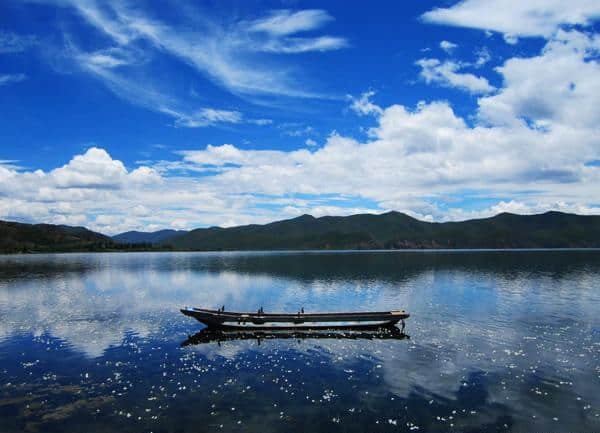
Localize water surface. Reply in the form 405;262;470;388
1;251;599;432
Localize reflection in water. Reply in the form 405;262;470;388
181;326;410;346
0;251;599;432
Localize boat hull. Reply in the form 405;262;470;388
181;307;409;330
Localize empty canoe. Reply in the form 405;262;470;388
180;307;409;330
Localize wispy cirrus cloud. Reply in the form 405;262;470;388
68;43;244;129
247;9;334;36
39;1;346;99
162;107;243;128
248;118;273;126
0;31;37;53
83;46;141;69
246;9;347;53
28;1;347;128
276;122;318;137
4;1;600;234
259;36;348;54
0;73;27;86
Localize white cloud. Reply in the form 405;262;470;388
246;9;347;53
0;31;37;53
176;92;593;200
69;44;242;129
503;33;519;45
156;32;599;222
83;46;140;68
51;147;129;189
179;144;300;168
422;0;600;41
248;9;334;36
0;160;21;171
86;53;128;68
348;91;383;116
305;138;317;147
260;35;348;53
440;40;458;53
168;108;243;128
0;73;27;86
1;30;599;232
416;58;495;94
44;1;346;99
283;126;316;137
474;47;491;67
248;118;273;126
478;30;600;128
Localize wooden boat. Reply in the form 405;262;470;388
180;307;409;330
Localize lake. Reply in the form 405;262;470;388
1;250;599;432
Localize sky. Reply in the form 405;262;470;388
1;0;600;235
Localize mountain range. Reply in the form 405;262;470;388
112;229;188;244
2;211;600;253
158;211;600;250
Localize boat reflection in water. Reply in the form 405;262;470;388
181;325;410;347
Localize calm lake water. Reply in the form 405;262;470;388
1;250;599;432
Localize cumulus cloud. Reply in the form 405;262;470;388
175;92;597;207
160;31;599;223
2;28;599;232
478;30;600;128
416;58;495;94
0;148;164;233
348;91;383;116
422;0;600;41
51;147;129;189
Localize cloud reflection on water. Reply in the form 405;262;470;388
0;251;599;432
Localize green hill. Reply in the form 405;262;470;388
112;229;188;244
2;211;599;253
0;220;165;253
164;211;600;250
0;220;115;253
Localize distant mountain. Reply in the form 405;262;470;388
163;211;600;250
3;211;600;254
112;229;188;244
0;220;113;253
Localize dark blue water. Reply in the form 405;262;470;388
0;251;599;432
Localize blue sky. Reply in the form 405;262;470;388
1;0;600;234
